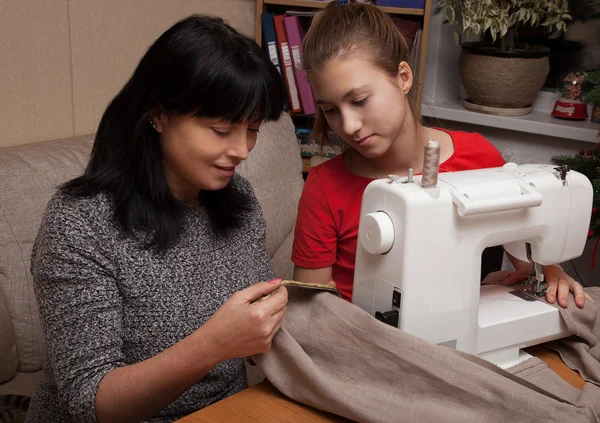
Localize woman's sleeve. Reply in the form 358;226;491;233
292;169;338;269
32;202;125;423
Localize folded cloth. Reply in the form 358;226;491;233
253;287;600;423
545;288;600;387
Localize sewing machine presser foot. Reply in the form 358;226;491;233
521;276;549;297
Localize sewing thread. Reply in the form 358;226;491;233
421;140;440;188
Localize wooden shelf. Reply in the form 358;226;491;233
263;0;425;15
422;97;600;143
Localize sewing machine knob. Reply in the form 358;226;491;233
360;212;395;255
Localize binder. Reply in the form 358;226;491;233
284;15;316;115
261;13;283;76
273;14;302;113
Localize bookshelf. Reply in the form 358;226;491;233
255;0;433;109
261;0;426;16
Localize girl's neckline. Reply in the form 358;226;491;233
340;127;457;180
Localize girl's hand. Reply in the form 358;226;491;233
482;267;588;309
543;266;586;308
198;279;288;362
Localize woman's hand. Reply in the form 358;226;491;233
198;279;288;362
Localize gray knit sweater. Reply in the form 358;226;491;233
26;175;274;423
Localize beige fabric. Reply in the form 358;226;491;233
508;357;584;402
0;135;94;371
238;113;304;258
546;287;600;387
0;289;17;383
254;289;600;423
0;0;256;148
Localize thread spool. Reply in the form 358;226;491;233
421;140;440;188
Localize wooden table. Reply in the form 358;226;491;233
176;379;349;422
177;346;584;422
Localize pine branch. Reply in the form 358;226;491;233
586;70;600;85
584;86;600;105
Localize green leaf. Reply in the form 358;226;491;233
463;15;472;31
446;5;456;24
484;17;493;31
454;31;461;46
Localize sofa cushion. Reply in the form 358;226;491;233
0;135;94;372
271;230;295;280
238;113;304;258
0;290;17;383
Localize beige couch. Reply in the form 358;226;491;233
0;112;304;397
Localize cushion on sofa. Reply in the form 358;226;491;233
237;113;304;259
0;135;94;372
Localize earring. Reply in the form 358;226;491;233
149;119;157;130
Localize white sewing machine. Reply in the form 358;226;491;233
352;163;592;368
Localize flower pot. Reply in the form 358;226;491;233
459;42;551;115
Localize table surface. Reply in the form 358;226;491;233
176;346;584;422
176;379;349;422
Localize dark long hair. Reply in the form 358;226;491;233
62;15;286;250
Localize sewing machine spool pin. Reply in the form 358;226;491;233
387;169;415;185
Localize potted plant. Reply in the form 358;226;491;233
439;0;572;115
584;70;600;123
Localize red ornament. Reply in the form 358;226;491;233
594;208;598;217
589;230;594;238
587;150;593;156
580;149;586;155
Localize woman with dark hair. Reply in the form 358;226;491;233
27;15;287;423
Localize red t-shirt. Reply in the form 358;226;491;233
292;130;506;301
